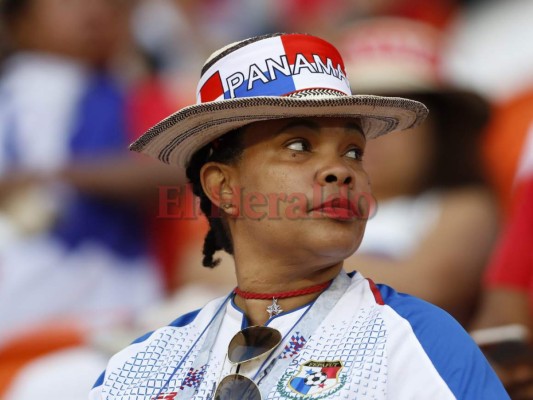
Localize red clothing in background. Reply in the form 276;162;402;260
484;178;533;315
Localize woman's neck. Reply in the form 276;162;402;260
233;292;326;326
232;260;343;326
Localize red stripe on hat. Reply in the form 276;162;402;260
281;34;345;74
199;71;224;103
366;278;385;305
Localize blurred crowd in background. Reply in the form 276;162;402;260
0;0;532;399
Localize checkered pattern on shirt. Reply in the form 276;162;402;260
279;332;307;359
270;305;388;400
102;326;201;399
179;364;207;390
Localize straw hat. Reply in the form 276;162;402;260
130;32;428;167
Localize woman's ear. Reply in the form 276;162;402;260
200;162;239;216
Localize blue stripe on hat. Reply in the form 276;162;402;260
225;73;296;99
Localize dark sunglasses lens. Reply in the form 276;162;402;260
214;374;261;400
227;326;282;363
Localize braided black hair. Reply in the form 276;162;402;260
185;128;244;268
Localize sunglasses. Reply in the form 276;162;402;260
214;326;282;400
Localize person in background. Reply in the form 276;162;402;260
338;17;499;325
444;5;533;392
469;175;533;399
443;0;533;217
482;88;533;216
0;0;178;397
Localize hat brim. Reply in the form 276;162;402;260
130;94;428;167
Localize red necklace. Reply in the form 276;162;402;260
234;280;332;317
233;280;332;300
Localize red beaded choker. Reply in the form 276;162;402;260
233;280;332;300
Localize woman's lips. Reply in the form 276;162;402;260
310;198;358;221
314;206;356;220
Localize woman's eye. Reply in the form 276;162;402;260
286;139;310;152
345;147;363;160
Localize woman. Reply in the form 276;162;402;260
90;33;507;399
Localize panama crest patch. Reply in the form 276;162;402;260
277;360;346;399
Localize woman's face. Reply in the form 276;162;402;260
223;117;371;266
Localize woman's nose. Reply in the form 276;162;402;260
316;164;355;187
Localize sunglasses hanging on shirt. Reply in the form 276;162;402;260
214;326;282;400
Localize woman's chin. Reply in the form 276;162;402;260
307;236;363;261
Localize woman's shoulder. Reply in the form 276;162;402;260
348;274;474;354
349;272;453;311
365;281;509;399
131;295;228;345
375;282;464;331
89;295;229;396
370;282;494;380
107;296;227;362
